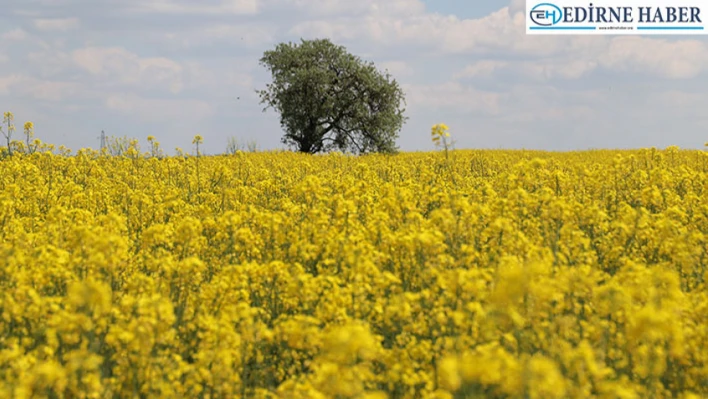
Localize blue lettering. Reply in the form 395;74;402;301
609;7;621;22
679;7;689;22
575;7;587;22
691;7;702;23
596;7;607;22
555;5;639;24
546;9;559;22
638;6;702;23
589;3;595;23
563;6;574;22
653;8;665;22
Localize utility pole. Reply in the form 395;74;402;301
99;130;106;151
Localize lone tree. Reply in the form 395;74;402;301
258;38;407;154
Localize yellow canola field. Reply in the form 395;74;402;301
0;148;707;399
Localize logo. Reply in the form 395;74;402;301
530;3;563;26
526;0;708;35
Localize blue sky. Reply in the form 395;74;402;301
2;0;708;154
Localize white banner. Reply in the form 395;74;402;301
526;0;708;34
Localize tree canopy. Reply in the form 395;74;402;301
257;38;407;154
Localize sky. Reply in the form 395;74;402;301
1;0;708;154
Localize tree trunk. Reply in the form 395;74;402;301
298;123;318;154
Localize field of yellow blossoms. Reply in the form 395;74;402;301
1;141;707;398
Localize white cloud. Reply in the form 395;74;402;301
1;28;28;40
0;74;81;101
539;59;599;80
0;75;23;95
71;47;184;93
183;62;254;90
126;0;259;15
498;85;600;123
289;18;363;41
33;18;79;31
140;58;185;94
455;60;509;79
26;49;73;76
403;82;502;114
455;58;600;81
289;7;556;54
288;2;708;81
24;80;81;101
453;37;708;83
72;47;138;76
279;0;425;17
161;23;276;48
654;90;704;108
379;61;414;77
105;93;214;121
598;37;708;79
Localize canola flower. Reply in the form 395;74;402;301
193;134;204;157
431;123;452;153
0;139;707;398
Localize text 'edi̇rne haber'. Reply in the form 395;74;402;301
561;5;702;24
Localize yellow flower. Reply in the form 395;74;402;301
0;137;705;398
437;356;461;391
